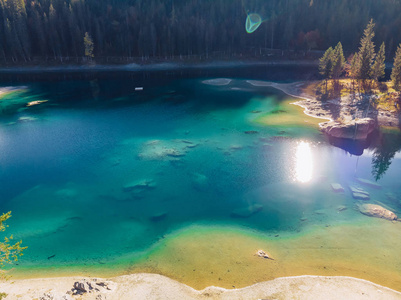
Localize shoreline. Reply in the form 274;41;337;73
6;219;401;296
247;80;334;125
253;80;401;129
0;60;318;74
2;274;401;299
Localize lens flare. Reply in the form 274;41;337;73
245;13;262;33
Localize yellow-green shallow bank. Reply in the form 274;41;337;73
10;219;401;292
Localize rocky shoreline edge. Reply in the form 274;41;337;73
250;80;400;134
2;273;401;300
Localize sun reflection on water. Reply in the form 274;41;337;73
295;141;313;183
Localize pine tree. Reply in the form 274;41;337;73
391;44;401;92
84;32;94;58
357;19;376;81
372;42;386;82
332;42;345;81
348;53;360;92
319;47;334;92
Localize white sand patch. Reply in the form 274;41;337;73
202;78;232;86
1;274;401;300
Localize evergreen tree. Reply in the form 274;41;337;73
319;47;334;92
0;0;400;62
84;32;94;58
358;19;376;80
332;42;345;80
391;44;401;92
372;42;386;82
348;53;360;92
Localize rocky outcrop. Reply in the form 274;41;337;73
320;118;376;140
358;204;398;221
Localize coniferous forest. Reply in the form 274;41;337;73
1;0;401;63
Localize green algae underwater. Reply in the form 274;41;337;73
1;71;401;291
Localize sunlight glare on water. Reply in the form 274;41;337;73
295;141;313;183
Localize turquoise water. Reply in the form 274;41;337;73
0;69;400;273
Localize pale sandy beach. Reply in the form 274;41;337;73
2;273;401;300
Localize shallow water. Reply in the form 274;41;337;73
0;68;400;289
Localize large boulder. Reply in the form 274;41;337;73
358;203;398;221
320;118;376;140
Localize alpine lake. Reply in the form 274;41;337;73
0;65;401;291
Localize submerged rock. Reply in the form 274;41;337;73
331;183;345;193
358;203;398;221
320;118;376;140
202;78;232;86
150;212;168;222
231;204;263;218
18;116;38;122
123;179;156;192
356;177;381;189
191;173;209;190
164;148;186;157
337;205;347;212
138;139;189;160
349;186;370;200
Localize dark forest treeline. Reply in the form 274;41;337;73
1;0;401;63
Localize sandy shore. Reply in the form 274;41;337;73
2;273;401;300
247;80;335;123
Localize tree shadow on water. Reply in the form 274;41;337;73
371;129;401;181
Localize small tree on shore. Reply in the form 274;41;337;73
391;44;401;92
319;47;334;93
372;42;386;83
0;212;26;277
